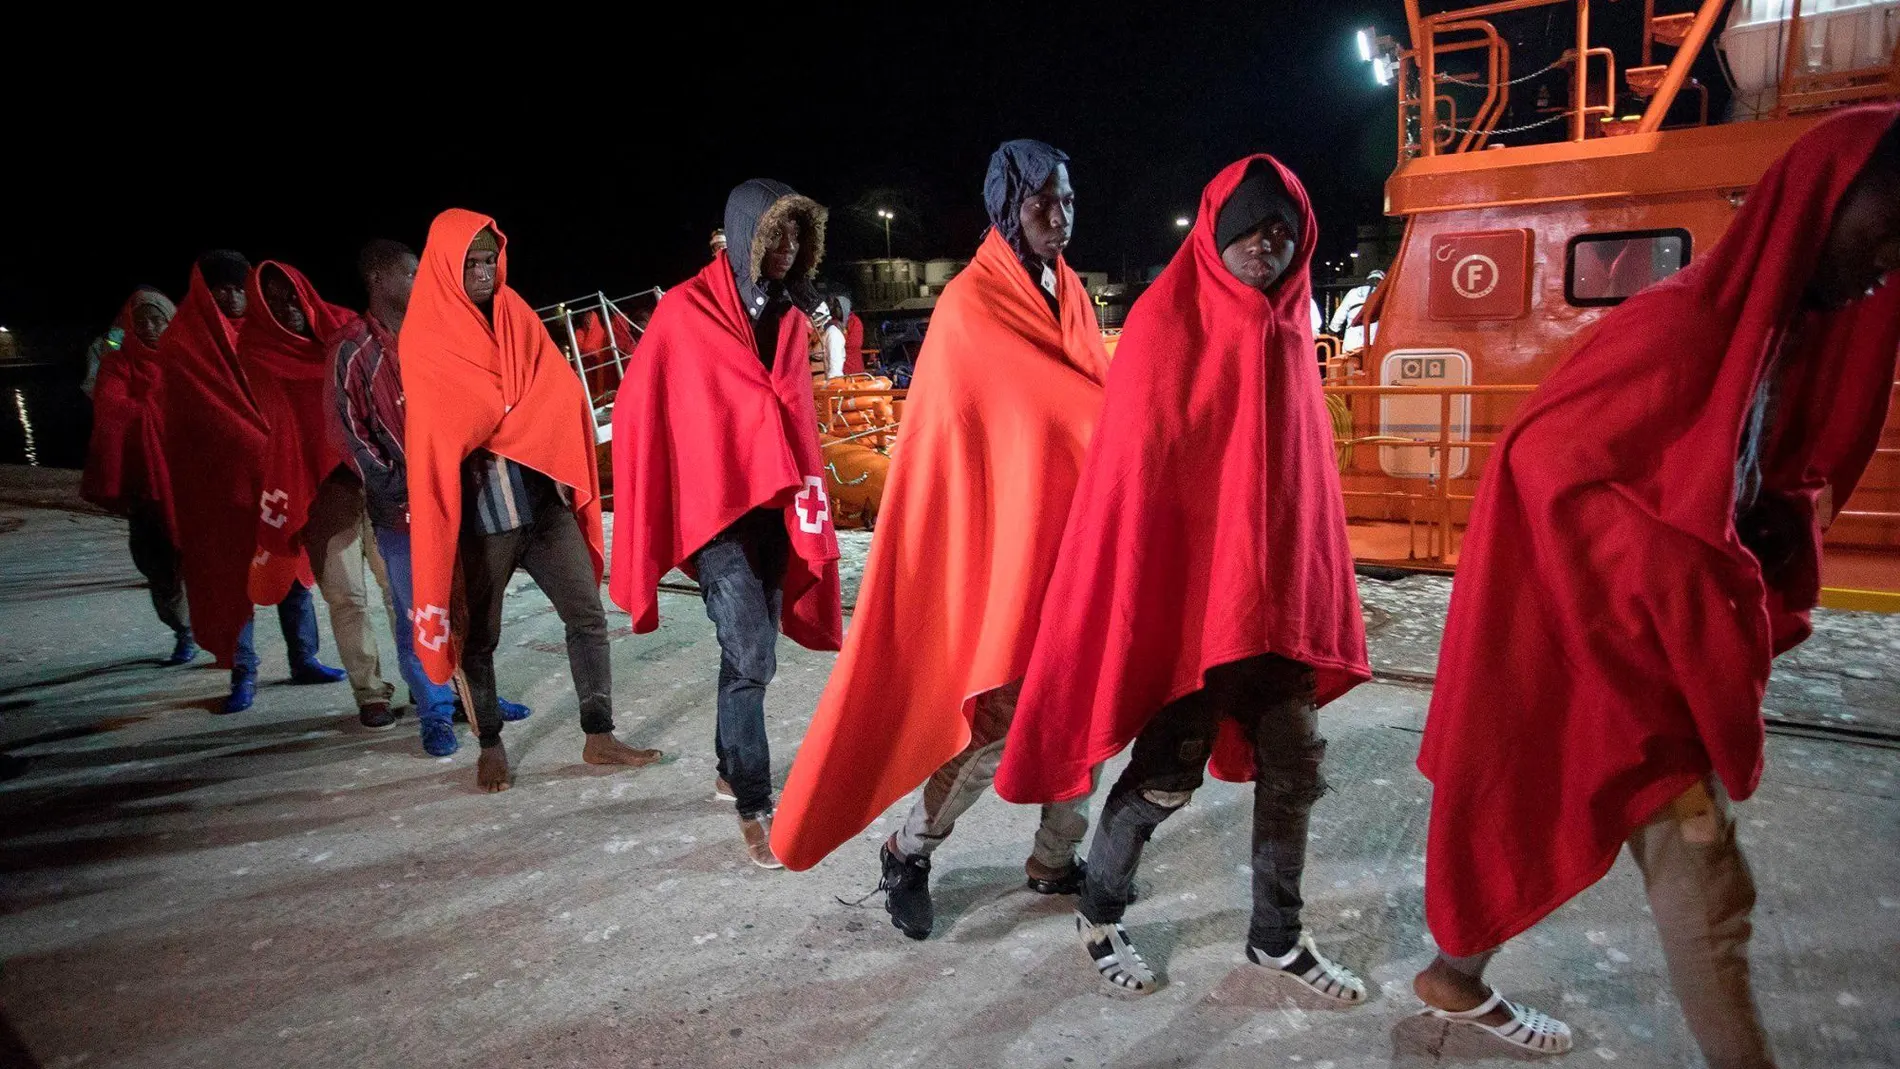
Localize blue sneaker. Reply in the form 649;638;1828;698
289;660;347;685
419;719;459;757
164;633;200;666
451;697;533;723
222;674;258;714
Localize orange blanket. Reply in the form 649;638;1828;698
771;228;1110;870
399;209;604;684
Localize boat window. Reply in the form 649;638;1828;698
1566;229;1691;306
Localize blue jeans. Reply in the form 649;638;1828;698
696;510;788;819
232;583;321;679
374;526;457;724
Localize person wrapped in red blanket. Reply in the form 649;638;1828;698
82;287;195;664
149;251;343;714
771;140;1112;938
610;179;842;868
1408;105;1900;1063
996;155;1371;1003
400;210;660;793
241;261;398;730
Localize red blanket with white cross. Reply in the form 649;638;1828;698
607;253;842;651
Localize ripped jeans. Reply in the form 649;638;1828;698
1079;654;1326;956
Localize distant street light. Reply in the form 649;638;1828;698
876;209;895;259
1174;217;1191;228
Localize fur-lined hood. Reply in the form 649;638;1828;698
723;179;827;315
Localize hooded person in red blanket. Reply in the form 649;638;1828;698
1409;106;1900;1064
151;250;346;715
242;262;398;731
611;180;843;868
996;156;1372;1003
82;287;194;664
770;140;1111;936
401;211;662;793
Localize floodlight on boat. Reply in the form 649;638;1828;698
1357;29;1374;63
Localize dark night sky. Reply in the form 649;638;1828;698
3;4;1407;337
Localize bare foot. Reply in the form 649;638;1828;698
583;733;664;768
1414;958;1513;1028
477;742;512;793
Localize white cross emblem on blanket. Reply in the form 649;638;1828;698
793;476;830;535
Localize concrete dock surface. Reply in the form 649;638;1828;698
1;469;1895;1069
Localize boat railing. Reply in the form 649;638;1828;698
1326;378;1900;566
1324;382;1537;564
1768;0;1900;116
1393;0;1733;157
1839;379;1900;529
536;288;664;429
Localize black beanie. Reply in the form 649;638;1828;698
196;249;251;291
1214;161;1302;252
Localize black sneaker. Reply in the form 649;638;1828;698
1027;859;1137;902
1026;858;1087;895
879;842;933;940
358;702;399;731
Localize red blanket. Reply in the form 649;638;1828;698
149;266;270;665
608;253;842;651
1420;104;1900;957
772;229;1111;869
571;308;639;400
997;155;1369;805
400;209;605;684
82;289;174;518
241;262;353;604
842;313;865;376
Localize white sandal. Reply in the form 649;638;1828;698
1247;933;1368;1004
1422;988;1573;1054
1077;911;1157;996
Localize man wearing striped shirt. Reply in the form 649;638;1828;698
332;239;529;758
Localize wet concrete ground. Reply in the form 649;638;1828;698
1;469;1896;1069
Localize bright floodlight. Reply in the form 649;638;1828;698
1357;29;1374;63
877;209;894;219
1174;217;1191;228
1374;57;1393;86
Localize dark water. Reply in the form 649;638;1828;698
0;364;91;469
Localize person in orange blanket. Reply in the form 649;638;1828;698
82;287;194;664
770;140;1110;937
242;262;399;730
611;180;843;868
151;251;345;715
996;156;1371;1002
1409;106;1900;1063
401;211;662;792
